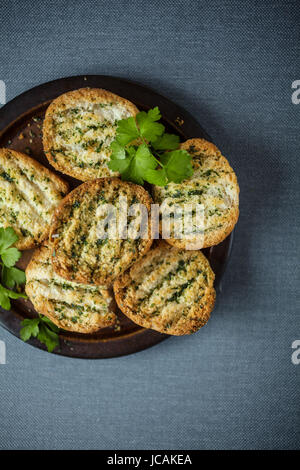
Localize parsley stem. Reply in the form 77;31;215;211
149;147;164;168
152;155;164;168
139;135;164;169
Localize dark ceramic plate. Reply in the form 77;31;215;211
0;75;233;358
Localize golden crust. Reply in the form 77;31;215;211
50;177;153;286
152;138;239;249
25;244;116;333
43;87;139;181
114;241;216;336
0;148;69;250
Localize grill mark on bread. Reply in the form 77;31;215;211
26;280;110;314
0;164;46;222
48;299;113;325
152;138;239;249
43;88;139;181
134;259;188;308
0;148;68;250
114;242;216;335
27;260;111;311
1;156;59;206
25;244;116;333
62;197;98;266
50;178;153;286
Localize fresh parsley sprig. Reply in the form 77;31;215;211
108;107;193;186
0;227;27;310
20;315;60;353
0;227;59;353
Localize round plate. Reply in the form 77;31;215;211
0;75;233;358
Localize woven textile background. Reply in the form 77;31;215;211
0;0;299;450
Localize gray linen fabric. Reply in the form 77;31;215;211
0;0;299;450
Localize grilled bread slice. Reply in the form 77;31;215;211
152;138;239;249
114;242;215;336
0;148;69;250
50;178;153;286
43;88;139;181
25;244;116;333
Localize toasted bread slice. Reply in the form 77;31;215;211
0;148;69;250
43;88;139;181
152;138;239;249
25;244;116;333
114;241;215;336
50;178;153;286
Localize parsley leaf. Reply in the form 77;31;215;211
152;133;180;151
0;284;27;310
109;107;193;186
110;141;126;160
136;107;165;142
0;227;18;252
160;150;194;183
0;227;27;310
108;158;131;173
108;146;131;174
37;322;59;353
20;318;40;341
41;315;60;333
1;247;21;267
144;168;168;186
20;315;60;353
0;285;12;310
2;266;26;289
108;141;133;173
122;144;157;185
0;227;57;353
116;117;139;145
